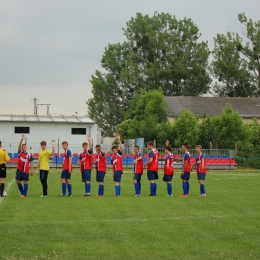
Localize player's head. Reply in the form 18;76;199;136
196;145;202;153
147;141;154;150
134;145;139;154
111;145;118;155
21;143;27;152
164;145;172;154
95;144;101;153
40;141;47;150
82;142;88;152
62;141;68;150
181;143;188;152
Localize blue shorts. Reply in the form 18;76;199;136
197;173;206;180
147;170;158;181
16;170;29;181
163;174;173;182
61;170;71;180
181;171;190;181
134;173;142;181
96;171;105;182
114;170;122;182
82;169;91;182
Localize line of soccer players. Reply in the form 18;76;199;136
0;134;206;198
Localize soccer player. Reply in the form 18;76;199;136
111;134;123;197
0;141;10;197
192;145;206;197
37;140;55;197
164;145;174;196
177;143;191;197
133;145;143;196
78;135;93;196
16;135;34;198
95;144;106;197
144;141;159;196
59;141;72;197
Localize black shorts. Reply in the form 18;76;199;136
0;164;7;178
40;170;49;181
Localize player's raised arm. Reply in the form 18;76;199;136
87;135;93;152
116;134;122;153
18;135;25;151
51;140;55;155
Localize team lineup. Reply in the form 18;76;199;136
0;134;206;198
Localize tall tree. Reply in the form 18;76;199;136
211;13;260;97
88;12;211;136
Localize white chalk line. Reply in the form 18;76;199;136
0;177;15;206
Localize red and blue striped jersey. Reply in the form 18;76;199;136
148;149;158;171
63;149;72;171
17;151;33;173
164;153;174;175
79;150;92;171
111;151;123;172
183;152;191;173
134;152;143;174
196;153;206;174
96;152;106;172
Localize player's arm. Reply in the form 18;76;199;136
201;158;205;169
100;149;105;156
77;157;81;166
30;157;34;176
182;158;188;175
116;134;123;152
87;135;93;152
18;134;25;151
144;151;153;168
69;156;72;173
51;140;55;155
4;151;10;162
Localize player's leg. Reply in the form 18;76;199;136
147;171;156;196
97;171;105;196
0;178;4;197
0;165;6;196
85;170;91;196
114;171;122;197
40;170;48;197
16;170;24;196
60;170;67;196
66;175;72;196
198;173;206;196
133;174;141;196
181;172;190;196
164;175;172;196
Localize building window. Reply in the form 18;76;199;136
71;128;86;135
15;127;30;134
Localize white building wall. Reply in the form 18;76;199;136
0;121;98;154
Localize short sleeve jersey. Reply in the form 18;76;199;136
196;153;206;174
63;149;72;171
183;152;191;173
17;150;33;173
79;150;93;171
111;150;123;172
96;152;106;172
39;150;52;171
148;149;158;171
164;153;174;175
0;148;10;164
134;152;143;174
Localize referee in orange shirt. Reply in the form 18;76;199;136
0;141;10;197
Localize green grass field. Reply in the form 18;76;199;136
0;168;259;260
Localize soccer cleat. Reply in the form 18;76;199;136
20;195;26;198
59;194;66;197
181;194;188;197
133;194;140;197
199;194;207;197
84;193;90;197
114;195;121;197
96;195;104;197
166;194;173;197
67;194;72;197
40;195;48;198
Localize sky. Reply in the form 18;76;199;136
0;0;260;116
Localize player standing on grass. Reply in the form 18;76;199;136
95;144;106;197
16;135;34;198
144;141;159;196
133;145;143;197
164;144;174;197
0;141;10;197
177;143;191;197
192;145;206;197
59;141;72;197
37;140;55;198
111;134;123;197
78;135;93;196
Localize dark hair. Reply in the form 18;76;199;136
164;145;172;152
40;141;46;146
182;143;188;149
111;145;118;150
147;141;154;146
82;142;88;147
95;144;101;148
62;141;68;145
134;145;139;149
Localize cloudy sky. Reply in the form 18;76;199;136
1;0;259;116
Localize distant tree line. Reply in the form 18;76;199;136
87;12;260;138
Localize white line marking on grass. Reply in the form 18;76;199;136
0;178;15;205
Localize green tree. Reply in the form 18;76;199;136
216;104;244;149
173;109;200;148
211;13;260;97
88;12;211;136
